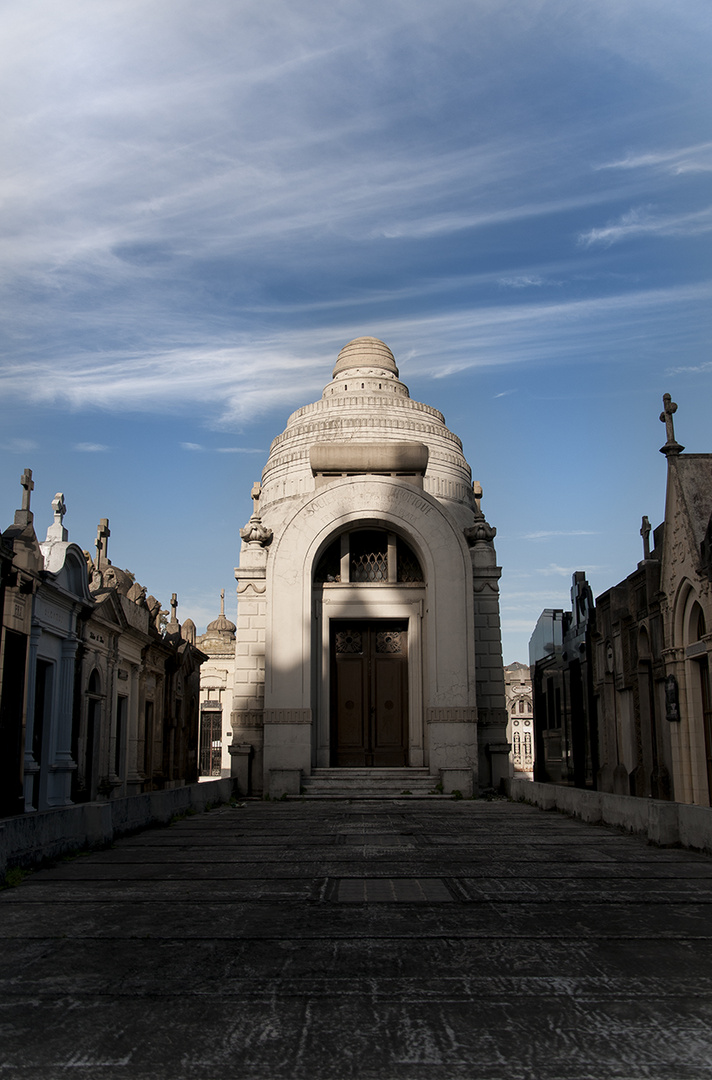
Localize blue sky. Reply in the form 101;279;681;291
1;0;710;662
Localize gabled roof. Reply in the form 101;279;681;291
670;455;712;547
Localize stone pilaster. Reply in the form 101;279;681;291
46;636;78;807
231;543;268;795
126;664;144;793
467;516;510;790
23;625;42;811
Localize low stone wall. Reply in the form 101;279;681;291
507;778;712;854
0;778;235;877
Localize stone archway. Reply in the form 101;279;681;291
261;476;477;790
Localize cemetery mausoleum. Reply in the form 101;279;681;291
229;337;508;797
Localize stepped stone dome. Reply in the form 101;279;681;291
259;336;476;519
332;337;399;378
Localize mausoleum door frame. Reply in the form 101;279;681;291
263;478;476;776
314;584;425;768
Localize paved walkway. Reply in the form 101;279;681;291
2;798;712;1079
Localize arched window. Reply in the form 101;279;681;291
81;668;103;802
314;529;424;584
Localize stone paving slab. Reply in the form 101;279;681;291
1;798;712;1078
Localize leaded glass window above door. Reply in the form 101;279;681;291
314;529;423;584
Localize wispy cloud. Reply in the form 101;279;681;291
0;438;39;453
579;206;712;247
523;530;599;541
667;360;712;376
1;282;710;425
596;142;712;176
216;447;265;454
498;275;545;288
181;442;264;453
534;564;608;577
74;442;109;452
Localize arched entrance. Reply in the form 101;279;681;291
313;525;425;769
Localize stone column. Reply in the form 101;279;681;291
126;664;144;793
467;515;510;791
46;635;78;807
23;625;42;811
231;542;269;795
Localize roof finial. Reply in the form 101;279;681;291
95;518;110;569
21;468;34;512
171;592;178;622
45;492;68;543
472;480;483;517
240;480;273;547
220;588;225;616
640;515;651;560
659;393;684;456
14;467;35;527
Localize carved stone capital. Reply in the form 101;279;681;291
240;515;273;546
465;516;497;545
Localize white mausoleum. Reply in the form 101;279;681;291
229;338;508;797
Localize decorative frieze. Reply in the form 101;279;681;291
426;707;477;723
231;710;264;728
263;708;312;725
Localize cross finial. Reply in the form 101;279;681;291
171;593;178;621
640;515;651;560
251;482;262;508
472;480;483;516
44;492;69;542
220;588;225;616
52;493;66;526
95;518;110;569
659;393;684;456
20;468;34;512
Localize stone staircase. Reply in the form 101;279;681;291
299;767;438;799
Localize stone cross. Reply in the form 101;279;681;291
95;518;110;569
52;493;66;527
251;482;262;511
220;588;225;616
660;394;678;443
640;515;651;561
171;593;178;622
20;468;34;512
659;393;684;455
472;481;483;516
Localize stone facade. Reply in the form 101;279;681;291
0;474;205;817
530;395;712;807
196;592;236;777
229;337;508;797
504;662;533;778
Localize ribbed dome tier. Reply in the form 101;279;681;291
259;338;476;518
332;337;399;378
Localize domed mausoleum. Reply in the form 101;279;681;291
229;338;508;796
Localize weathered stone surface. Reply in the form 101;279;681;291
1;799;711;1078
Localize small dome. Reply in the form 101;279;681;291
207;591;236;635
207;613;236;634
332;337;399;379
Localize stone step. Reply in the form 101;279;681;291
301;768;438;797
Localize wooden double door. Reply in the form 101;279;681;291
330;620;408;767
